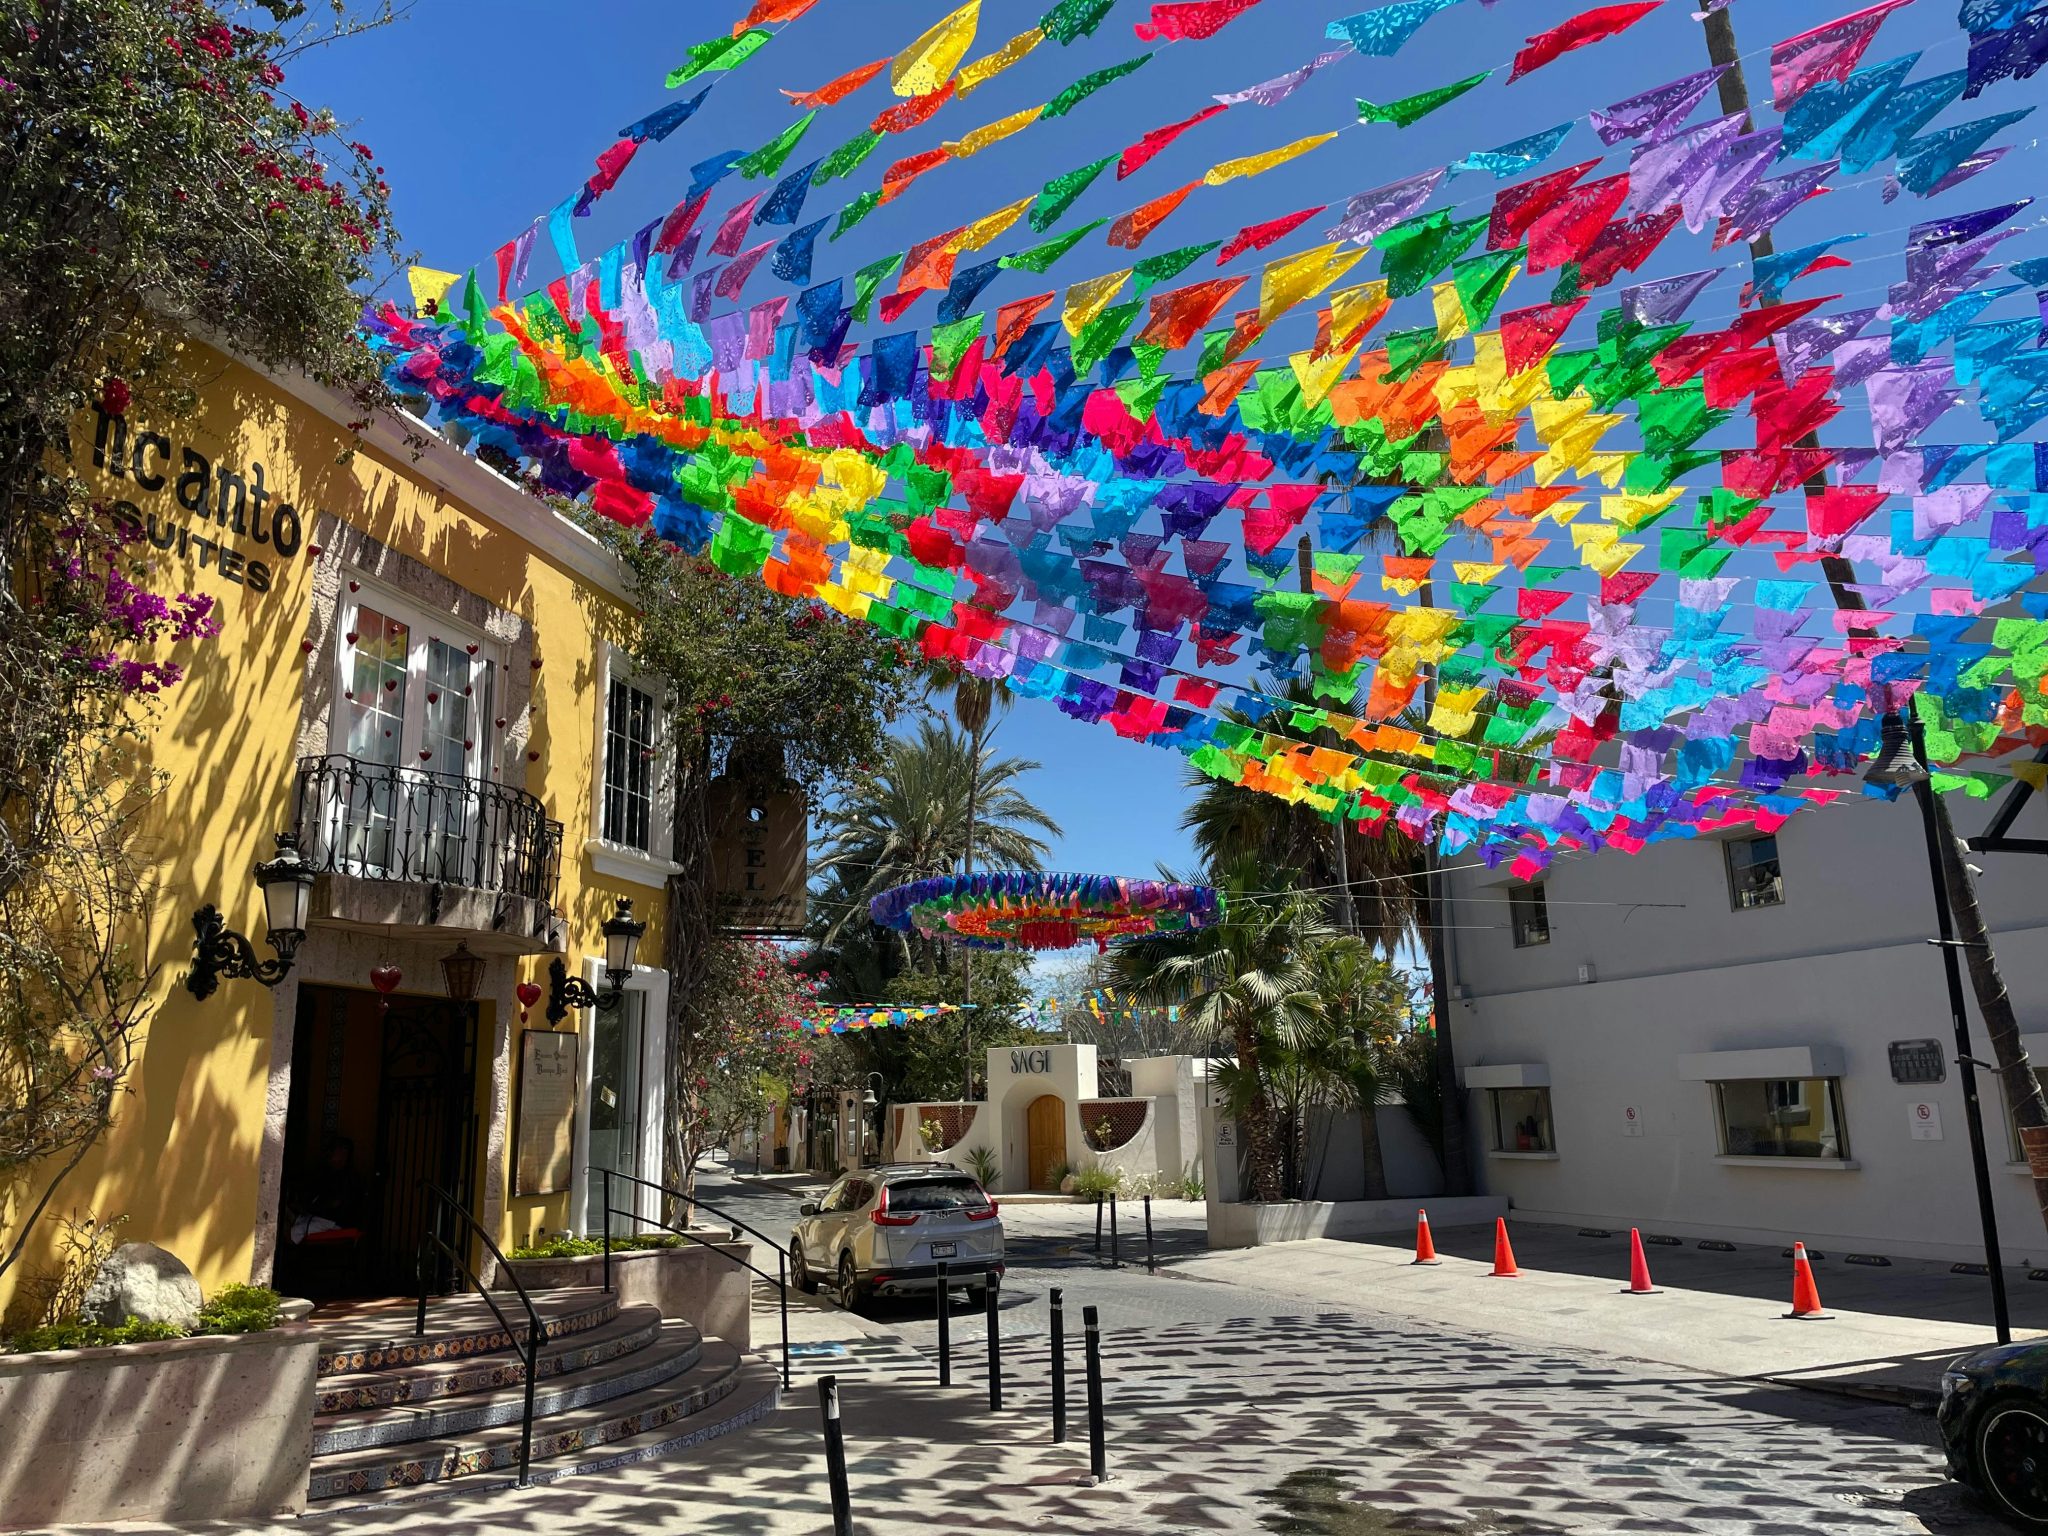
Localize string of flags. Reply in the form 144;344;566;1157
790;1002;976;1034
376;0;2048;880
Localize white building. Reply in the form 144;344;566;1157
886;1042;1206;1195
1441;780;2048;1264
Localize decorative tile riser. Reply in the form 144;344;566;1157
313;1339;702;1455
316;1316;659;1414
307;1367;744;1500
314;1298;618;1378
307;1378;780;1512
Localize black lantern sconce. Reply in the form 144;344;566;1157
546;897;646;1023
184;833;318;999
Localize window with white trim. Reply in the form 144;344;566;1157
1486;1087;1555;1153
1712;1077;1847;1159
602;676;658;852
1509;882;1550;948
589;649;676;881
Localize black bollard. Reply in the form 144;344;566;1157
1049;1286;1067;1444
985;1276;1003;1412
1093;1191;1104;1256
819;1375;852;1536
1109;1192;1121;1268
1083;1304;1107;1484
1144;1194;1156;1273
936;1260;951;1386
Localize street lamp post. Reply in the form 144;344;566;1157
1866;714;2012;1343
861;1073;885;1165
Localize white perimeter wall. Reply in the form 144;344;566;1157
1442;784;2048;1263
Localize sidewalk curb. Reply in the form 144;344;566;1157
1755;1374;1939;1413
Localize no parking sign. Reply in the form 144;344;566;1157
1909;1101;1944;1141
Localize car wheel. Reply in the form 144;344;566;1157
837;1252;865;1313
1974;1396;2048;1531
790;1241;817;1295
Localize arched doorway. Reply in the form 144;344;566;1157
1026;1094;1067;1191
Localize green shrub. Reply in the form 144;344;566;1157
1073;1165;1123;1201
1178;1163;1205;1202
964;1146;999;1186
5;1317;185;1353
195;1284;282;1336
507;1233;685;1260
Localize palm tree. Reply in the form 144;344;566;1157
813;720;1059;969
1106;858;1335;1202
925;667;1012;1010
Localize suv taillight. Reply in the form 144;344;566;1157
965;1187;998;1220
871;1187;918;1226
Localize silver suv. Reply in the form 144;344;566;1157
790;1163;1004;1308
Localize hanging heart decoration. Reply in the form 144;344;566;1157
527;750;540;761
384;679;398;691
307;544;324;557
495;718;508;729
370;965;402;995
427;692;439;704
419;749;432;761
466;644;479;656
345;631;359;645
516;980;543;1022
530;658;542;670
348;581;360;592
300;640;315;653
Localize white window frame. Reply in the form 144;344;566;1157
329;577;503;779
586;642;681;886
1485;1085;1557;1155
569;959;669;1235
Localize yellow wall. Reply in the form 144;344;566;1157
0;335;657;1320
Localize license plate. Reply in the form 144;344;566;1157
929;1241;957;1258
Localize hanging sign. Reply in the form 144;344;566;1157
709;777;808;934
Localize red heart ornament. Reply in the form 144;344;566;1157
348;581;359;592
300;640;315;653
462;739;473;750
345;631;359;644
344;691;354;701
369;965;402;995
426;692;439;704
418;750;431;761
531;658;543;670
495;718;508;729
517;981;543;1010
308;544;324;557
384;679;397;691
527;750;540;761
466;644;479;655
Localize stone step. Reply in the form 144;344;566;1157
309;1288;617;1379
313;1314;698;1453
316;1305;664;1416
311;1359;782;1515
307;1339;755;1501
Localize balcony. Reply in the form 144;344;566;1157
291;754;565;955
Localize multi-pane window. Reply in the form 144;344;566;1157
1509;882;1550;948
1487;1087;1555;1153
602;677;657;852
1726;835;1785;910
1712;1077;1847;1159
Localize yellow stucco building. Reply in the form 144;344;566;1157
1;335;685;1319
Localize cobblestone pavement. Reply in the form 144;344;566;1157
81;1255;2011;1536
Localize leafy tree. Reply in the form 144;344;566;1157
671;939;815;1199
1106;860;1335;1203
0;0;399;1285
1300;937;1413;1200
580;520;918;1204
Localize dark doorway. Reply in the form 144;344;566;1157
274;985;481;1300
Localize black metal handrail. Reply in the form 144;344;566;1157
598;1167;791;1390
416;1183;548;1488
292;753;564;906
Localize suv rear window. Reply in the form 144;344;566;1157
881;1177;986;1213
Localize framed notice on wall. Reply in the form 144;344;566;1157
515;1029;578;1197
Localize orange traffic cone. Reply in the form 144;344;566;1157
1489;1217;1519;1277
1786;1241;1830;1319
1622;1228;1660;1294
1412;1209;1442;1266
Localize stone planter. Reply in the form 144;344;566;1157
0;1324;318;1531
499;1238;756;1350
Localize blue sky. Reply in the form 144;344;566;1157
288;0;2040;879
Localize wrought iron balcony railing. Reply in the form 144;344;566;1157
291;754;562;907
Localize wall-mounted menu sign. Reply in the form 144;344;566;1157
515;1029;578;1196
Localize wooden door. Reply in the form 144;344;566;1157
1027;1095;1066;1191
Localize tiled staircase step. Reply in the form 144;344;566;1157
307;1340;752;1502
314;1316;698;1451
317;1305;664;1415
310;1289;618;1378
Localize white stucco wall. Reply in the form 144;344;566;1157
1441;785;2048;1263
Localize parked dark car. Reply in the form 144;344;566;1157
1941;1339;2048;1530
